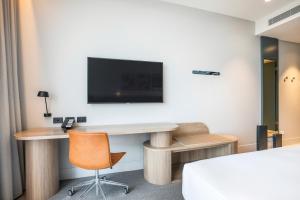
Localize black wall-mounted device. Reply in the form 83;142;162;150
77;116;87;123
61;117;75;132
53;117;63;124
192;70;220;76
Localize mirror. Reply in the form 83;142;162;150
261;37;279;132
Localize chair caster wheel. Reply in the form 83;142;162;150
124;187;129;194
68;189;75;196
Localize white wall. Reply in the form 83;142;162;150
279;41;300;145
18;0;260;179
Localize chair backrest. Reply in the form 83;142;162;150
172;122;209;137
69;131;112;170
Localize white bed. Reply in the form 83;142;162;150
182;145;300;200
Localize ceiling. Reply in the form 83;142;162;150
262;16;300;43
160;0;295;21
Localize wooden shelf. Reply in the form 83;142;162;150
144;134;238;153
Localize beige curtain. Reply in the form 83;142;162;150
0;0;24;199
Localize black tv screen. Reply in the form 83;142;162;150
88;57;163;103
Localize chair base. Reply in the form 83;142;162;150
68;171;129;200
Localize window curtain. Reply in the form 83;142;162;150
0;0;24;199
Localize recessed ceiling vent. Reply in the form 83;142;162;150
268;5;300;26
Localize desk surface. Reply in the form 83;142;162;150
15;122;178;141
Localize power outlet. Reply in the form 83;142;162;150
77;116;87;123
65;117;76;122
53;117;63;124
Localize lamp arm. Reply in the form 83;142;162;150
44;97;49;114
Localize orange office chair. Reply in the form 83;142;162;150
68;131;129;200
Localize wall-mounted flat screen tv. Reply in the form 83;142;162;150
88;57;163;103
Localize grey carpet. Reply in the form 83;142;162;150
49;170;183;200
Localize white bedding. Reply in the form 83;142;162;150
182;145;300;200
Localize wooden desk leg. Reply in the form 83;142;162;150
144;146;171;185
150;131;172;147
273;134;282;148
25;140;59;200
231;141;238;154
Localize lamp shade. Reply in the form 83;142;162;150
37;91;49;97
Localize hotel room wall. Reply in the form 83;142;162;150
279;41;300;145
18;0;260;179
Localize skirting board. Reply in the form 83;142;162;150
238;143;256;153
283;137;300;146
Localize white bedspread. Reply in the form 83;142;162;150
182;145;300;200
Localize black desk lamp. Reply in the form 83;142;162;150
37;91;52;117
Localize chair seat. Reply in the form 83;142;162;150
111;152;126;166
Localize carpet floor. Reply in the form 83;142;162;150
49;170;183;200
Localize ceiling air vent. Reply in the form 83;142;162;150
268;5;300;26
